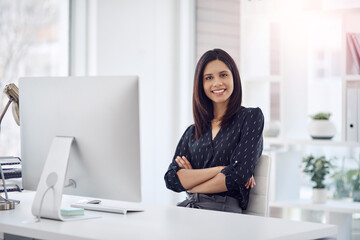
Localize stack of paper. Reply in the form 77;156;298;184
0;156;22;193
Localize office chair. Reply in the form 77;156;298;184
243;155;271;217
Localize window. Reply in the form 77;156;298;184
0;0;69;156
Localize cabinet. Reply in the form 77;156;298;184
241;3;360;144
343;13;360;143
240;3;360;239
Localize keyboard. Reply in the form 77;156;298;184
70;203;144;215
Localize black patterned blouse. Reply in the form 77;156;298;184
164;107;264;210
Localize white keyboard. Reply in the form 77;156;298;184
70;203;144;215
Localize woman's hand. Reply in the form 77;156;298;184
175;156;192;169
244;175;255;189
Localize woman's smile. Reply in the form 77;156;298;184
212;88;227;96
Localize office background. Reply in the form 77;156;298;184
1;0;360;232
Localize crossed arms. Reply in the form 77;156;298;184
175;156;255;194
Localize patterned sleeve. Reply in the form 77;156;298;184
164;125;193;193
220;108;264;193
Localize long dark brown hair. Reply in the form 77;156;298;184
193;49;242;140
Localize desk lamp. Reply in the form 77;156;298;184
0;83;20;129
0;83;20;210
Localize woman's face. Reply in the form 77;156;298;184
202;59;234;105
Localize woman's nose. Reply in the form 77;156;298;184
212;77;223;87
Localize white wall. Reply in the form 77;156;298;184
94;0;194;204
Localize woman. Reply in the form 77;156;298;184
164;49;264;213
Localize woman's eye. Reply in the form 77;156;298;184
205;76;212;80
220;73;228;77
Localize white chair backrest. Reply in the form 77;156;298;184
243;155;271;217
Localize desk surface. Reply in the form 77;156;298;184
0;192;337;240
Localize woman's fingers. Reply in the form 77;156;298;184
175;156;192;169
182;156;192;169
244;180;250;189
249;176;255;188
245;175;256;189
251;176;255;187
175;156;185;168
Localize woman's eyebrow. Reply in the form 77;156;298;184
219;70;230;74
203;73;213;77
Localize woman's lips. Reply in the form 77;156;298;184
211;89;226;96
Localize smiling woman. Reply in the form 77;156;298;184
164;49;264;213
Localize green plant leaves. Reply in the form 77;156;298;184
310;112;331;120
302;155;333;189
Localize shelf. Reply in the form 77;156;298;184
344;75;360;81
270;199;360;214
264;137;360;147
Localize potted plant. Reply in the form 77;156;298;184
330;157;352;199
345;168;360;202
308;112;336;140
302;155;333;203
331;170;350;200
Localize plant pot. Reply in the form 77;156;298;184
353;190;360;202
263;120;280;137
312;188;327;204
308;119;336;140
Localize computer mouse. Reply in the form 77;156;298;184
87;200;101;204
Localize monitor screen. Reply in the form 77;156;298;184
19;76;141;202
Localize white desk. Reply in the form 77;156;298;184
270;200;360;240
0;192;337;240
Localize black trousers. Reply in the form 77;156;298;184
177;193;242;214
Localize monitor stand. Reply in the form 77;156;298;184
31;136;98;221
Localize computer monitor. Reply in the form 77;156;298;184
19;76;141;202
